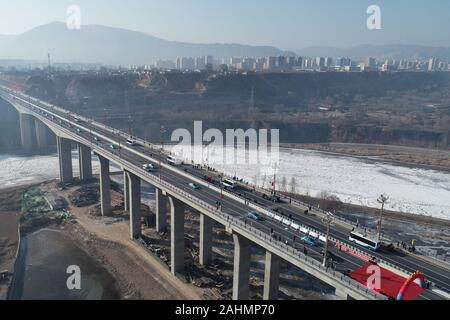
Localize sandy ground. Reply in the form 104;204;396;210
40;181;202;300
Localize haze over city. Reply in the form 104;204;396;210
1;0;450;49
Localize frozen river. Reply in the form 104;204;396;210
1;147;450;220
169;146;450;220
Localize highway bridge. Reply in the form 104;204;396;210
1;85;449;301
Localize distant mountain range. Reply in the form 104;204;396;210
0;22;291;65
296;44;450;62
0;22;449;66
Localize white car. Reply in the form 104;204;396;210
188;183;201;190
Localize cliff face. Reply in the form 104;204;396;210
1;71;449;149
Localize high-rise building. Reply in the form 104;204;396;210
428;58;438;71
264;56;277;70
180;57;195;70
315;57;325;68
195;57;205;70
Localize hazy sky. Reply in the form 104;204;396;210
1;0;450;50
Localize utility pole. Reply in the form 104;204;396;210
377;194;389;242
322;212;334;267
125;92;133;137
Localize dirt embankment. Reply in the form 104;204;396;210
0;185;30;299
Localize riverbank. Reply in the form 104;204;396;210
0;181;201;300
287;143;450;172
0;185;33;299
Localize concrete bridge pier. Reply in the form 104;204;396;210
123;171;129;212
78;144;92;181
263;251;280;300
20;113;34;152
170;196;185;275
57;136;73;183
232;233;251;300
156;188;167;232
98;155;111;216
126;171;142;239
35;119;49;151
335;288;350;300
199;214;213;265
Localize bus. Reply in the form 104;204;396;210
349;231;381;251
167;156;183;166
222;179;238;189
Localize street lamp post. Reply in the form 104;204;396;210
377;194;389;242
159;125;166;180
322;212;334;267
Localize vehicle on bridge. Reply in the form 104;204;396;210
126;138;138;146
262;193;281;203
142;163;158;172
188;183;201;190
110;144;119;150
222;179;238;189
349;231;381;251
246;211;265;221
167;156;183;166
301;235;317;246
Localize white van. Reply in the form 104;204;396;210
222;179;237;189
167;156;183;166
126;138;137;146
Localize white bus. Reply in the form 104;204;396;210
167;156;183;166
222;179;238;189
349;232;381;251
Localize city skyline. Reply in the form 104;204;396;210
1;0;450;50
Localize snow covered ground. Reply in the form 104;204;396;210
168;145;450;220
0;152;102;189
1;146;450;220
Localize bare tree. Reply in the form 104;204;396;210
290;177;297;194
280;176;287;192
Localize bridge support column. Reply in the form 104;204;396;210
57;136;73;183
123;171;129;212
199;214;213;266
232;234;251;300
126;171;141;239
156;188;167;232
78;144;92;181
263;251;280;300
99;155;111;216
170;196;185;275
20;113;34;152
335;288;350;300
35;119;48;151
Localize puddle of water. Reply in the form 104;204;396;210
9;229;121;300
